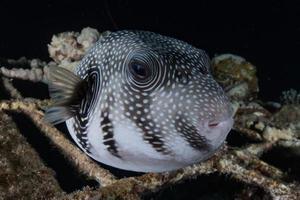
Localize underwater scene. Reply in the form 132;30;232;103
0;1;299;199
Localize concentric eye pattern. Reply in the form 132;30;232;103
125;50;165;92
84;67;102;114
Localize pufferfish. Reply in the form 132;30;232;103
45;30;233;172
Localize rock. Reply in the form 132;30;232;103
226;82;249;100
211;54;259;100
272;104;300;137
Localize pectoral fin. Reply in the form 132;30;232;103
45;67;88;124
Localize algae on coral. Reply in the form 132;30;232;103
0;112;63;199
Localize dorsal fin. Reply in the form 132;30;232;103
45;66;88;124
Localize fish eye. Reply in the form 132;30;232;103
129;59;151;80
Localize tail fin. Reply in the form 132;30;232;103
45;66;88;124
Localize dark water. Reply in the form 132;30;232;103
0;0;299;100
0;1;299;198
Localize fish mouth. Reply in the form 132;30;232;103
208;122;219;128
209;117;234;129
207;103;235;129
207;117;234;140
207;115;234;129
195;116;234;143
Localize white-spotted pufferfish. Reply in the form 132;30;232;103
45;30;234;172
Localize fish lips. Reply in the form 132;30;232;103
196;117;234;144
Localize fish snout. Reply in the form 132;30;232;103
207;117;233;130
196;102;234;143
209;102;234;126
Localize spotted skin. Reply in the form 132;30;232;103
100;107;119;157
62;30;234;172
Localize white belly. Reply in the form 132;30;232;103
66;116;214;172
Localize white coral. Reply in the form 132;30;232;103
48;27;100;71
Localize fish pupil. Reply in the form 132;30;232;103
130;60;149;79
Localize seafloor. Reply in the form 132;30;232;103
0;28;299;200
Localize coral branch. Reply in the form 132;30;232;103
1;98;300;199
0;99;116;186
2;77;23;99
232;148;286;180
233;124;263;141
65;146;300;199
217;157;297;199
1;32;299;199
0;66;49;83
66;152;221;199
277;139;300;148
243;143;274;157
0;111;64;199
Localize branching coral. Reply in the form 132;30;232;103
0;28;300;199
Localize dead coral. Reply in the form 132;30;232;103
211;54;259;100
48;27;100;72
0;112;63;199
273;90;300;136
2;77;22;99
0;65;49;83
272;105;300;129
0;99;116;187
0;28;299;199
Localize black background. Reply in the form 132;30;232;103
0;0;299;99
